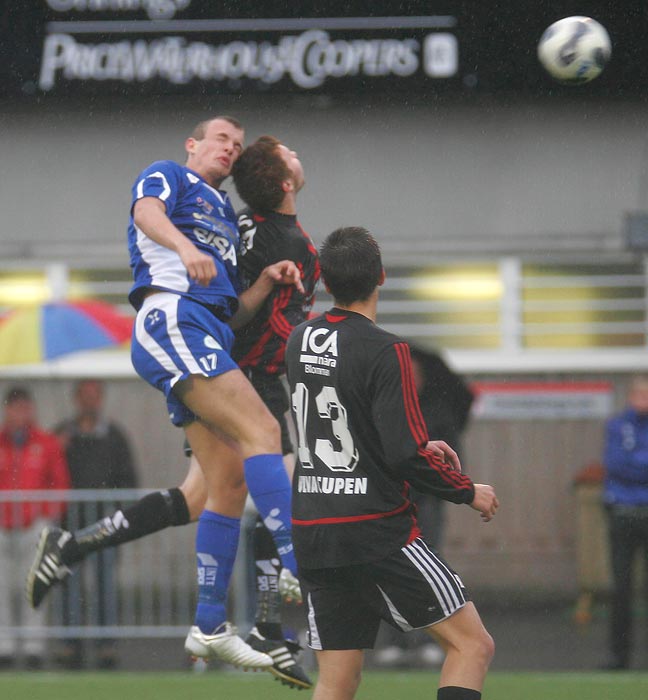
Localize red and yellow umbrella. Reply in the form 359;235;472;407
0;300;134;366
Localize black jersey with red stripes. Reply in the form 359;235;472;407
285;308;475;569
233;209;320;375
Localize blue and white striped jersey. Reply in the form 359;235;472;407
127;160;240;315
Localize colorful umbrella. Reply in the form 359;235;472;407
0;300;134;366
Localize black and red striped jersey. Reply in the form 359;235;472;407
285;308;475;569
233;209;320;375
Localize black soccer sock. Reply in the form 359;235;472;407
252;515;283;640
437;687;481;700
61;488;190;565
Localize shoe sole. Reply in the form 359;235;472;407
186;650;272;671
267;665;313;690
185;629;273;669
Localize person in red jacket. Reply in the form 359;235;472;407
0;385;70;669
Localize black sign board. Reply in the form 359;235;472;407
2;2;646;98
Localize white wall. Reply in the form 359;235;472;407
1;94;646;262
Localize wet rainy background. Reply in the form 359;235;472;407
1;0;648;673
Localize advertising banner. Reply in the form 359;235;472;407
2;2;646;98
471;381;614;420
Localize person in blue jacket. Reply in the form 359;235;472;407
602;375;648;670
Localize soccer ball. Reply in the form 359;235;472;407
537;16;611;83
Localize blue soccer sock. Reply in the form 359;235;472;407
193;510;240;634
244;453;297;575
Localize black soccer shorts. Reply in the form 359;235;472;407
299;537;469;650
246;369;292;456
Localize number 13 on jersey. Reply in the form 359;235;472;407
291;382;359;473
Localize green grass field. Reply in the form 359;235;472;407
1;671;648;700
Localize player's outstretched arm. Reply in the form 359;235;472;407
469;484;499;522
230;260;304;329
133;197;216;286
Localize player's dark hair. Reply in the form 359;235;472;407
320;227;383;305
190;115;243;140
231;136;290;213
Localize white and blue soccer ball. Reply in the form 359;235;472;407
537;16;611;83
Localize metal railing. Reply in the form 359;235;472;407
1;253;647;373
0;490;256;646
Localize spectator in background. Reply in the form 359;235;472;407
602;375;648;671
0;386;69;669
53;379;138;670
409;346;475;550
375;347;474;668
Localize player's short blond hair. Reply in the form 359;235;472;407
190;115;243;140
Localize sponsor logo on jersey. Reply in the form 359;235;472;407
304;364;330;376
195;196;214;215
192;212;219;227
297;475;368;495
145;309;161;328
300;326;338;368
193;227;238;265
192;215;236;239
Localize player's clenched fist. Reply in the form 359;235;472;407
180;245;218;286
469;484;499;522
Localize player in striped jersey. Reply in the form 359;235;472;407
285;227;499;700
229;136;319;687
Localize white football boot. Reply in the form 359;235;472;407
184;622;273;669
